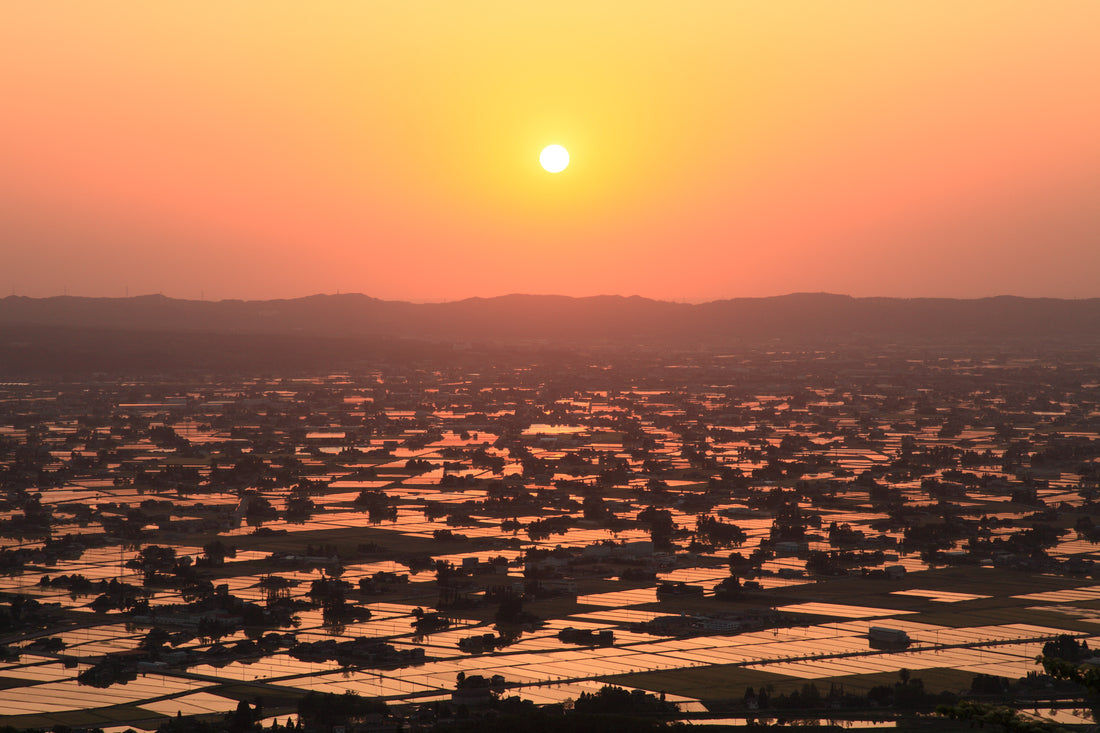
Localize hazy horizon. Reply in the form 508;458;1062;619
5;290;1100;306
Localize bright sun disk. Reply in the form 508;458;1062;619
540;144;569;173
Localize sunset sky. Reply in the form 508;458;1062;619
3;2;1099;302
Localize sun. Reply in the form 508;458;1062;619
539;144;569;173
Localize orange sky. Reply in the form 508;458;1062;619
3;2;1099;301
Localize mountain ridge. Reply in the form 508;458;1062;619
2;292;1099;346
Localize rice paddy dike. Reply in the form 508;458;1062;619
0;344;1099;730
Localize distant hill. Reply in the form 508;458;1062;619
1;292;1099;347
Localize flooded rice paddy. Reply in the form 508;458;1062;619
1;348;1099;728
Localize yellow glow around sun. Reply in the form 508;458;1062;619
540;144;569;173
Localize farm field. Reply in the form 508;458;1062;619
0;346;1099;729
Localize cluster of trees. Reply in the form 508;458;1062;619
1041;634;1091;662
744;671;959;712
693;514;747;548
431;685;685;733
151;692;386;732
